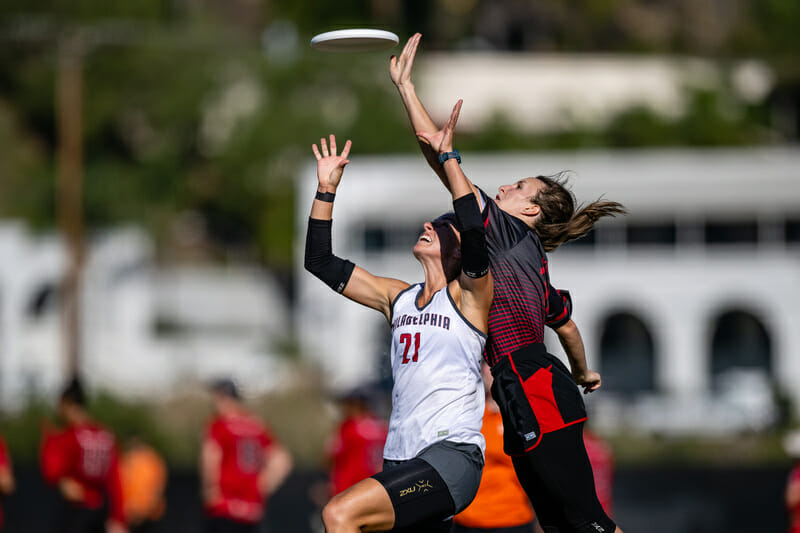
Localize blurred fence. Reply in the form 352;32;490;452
2;465;789;532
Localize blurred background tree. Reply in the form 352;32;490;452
0;0;797;280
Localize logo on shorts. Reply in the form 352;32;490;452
524;431;537;441
590;522;605;532
398;480;433;498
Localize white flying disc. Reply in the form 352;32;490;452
310;29;399;52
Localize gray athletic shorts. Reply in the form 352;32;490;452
384;440;484;514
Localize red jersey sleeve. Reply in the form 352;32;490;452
206;419;228;447
545;286;572;328
40;430;72;485
0;438;9;470
106;443;125;523
259;425;274;451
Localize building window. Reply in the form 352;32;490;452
599;311;655;394
363;224;422;253
705;220;758;245
710;310;771;378
363;227;387;252
786;218;800;244
626;221;677;245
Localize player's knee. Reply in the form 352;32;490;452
321;495;352;530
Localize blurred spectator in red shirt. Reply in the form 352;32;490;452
201;378;293;533
583;426;615;518
326;386;387;496
40;377;127;533
120;437;167;533
0;435;15;532
784;430;800;533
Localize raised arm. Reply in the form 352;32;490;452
423;101;492;332
304;135;408;320
391;34;480;200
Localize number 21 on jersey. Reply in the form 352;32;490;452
399;332;421;364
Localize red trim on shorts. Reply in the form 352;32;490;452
508;354;544;450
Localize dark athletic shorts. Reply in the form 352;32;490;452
205;516;258;533
511;422;616;533
56;499;107;533
490;343;586;454
373;440;483;531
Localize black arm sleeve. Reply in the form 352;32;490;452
453;194;489;279
304;218;355;293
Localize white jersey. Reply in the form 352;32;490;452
383;283;486;461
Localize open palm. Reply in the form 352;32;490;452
312;134;351;190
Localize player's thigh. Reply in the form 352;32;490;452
374;456;456;529
515;424;616;533
323;477;395;532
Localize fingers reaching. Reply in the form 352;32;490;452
340;139;352;160
312;135;352;164
447;99;463;130
405;32;420;63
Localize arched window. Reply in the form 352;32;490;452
599;311;656;394
710;310;771;378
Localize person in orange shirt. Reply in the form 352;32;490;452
120;437;167;533
454;363;544;533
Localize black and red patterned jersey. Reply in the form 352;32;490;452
479;188;572;368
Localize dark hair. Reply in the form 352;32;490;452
60;376;86;407
531;173;627;252
210;378;240;400
432;213;461;283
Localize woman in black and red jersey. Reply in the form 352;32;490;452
391;34;626;533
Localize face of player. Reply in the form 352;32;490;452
413;218;461;281
495;177;543;222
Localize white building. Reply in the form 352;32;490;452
295;146;800;435
0;224;290;409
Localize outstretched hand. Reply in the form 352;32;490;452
418;99;462;154
312;134;351;191
574;369;602;395
389;32;421;89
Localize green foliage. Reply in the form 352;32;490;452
0;0;795;268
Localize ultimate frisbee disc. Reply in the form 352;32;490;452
310;29;399;52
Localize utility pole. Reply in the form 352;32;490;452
56;33;85;380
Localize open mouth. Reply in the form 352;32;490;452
419;234;433;243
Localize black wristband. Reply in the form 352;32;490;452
315;191;336;202
438;150;461;165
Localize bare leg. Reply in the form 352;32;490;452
322;477;395;533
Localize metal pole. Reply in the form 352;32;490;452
56;34;84;380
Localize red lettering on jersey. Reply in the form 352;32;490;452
400;332;421;364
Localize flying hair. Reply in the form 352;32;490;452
531;172;627;252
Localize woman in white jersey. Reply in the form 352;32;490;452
305;104;493;532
